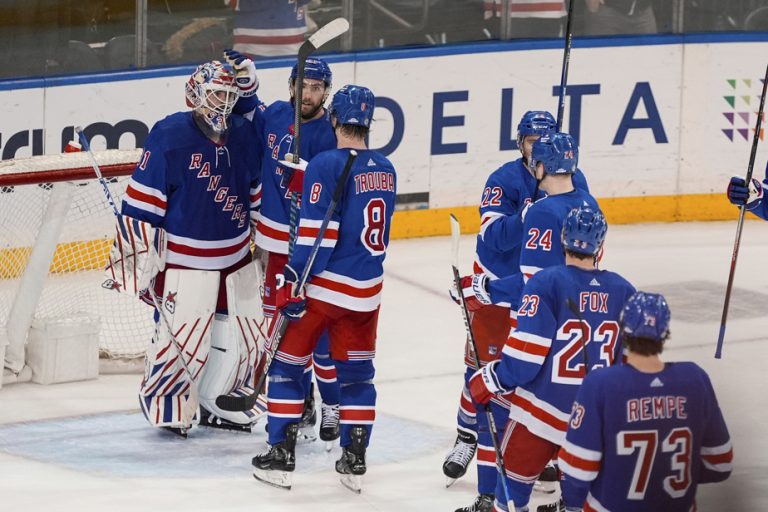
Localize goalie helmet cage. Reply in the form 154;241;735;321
0;149;153;377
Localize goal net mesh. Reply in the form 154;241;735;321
0;150;153;360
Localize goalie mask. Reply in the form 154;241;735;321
185;60;239;134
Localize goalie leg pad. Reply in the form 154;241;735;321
198;315;266;425
138;269;218;428
198;263;267;425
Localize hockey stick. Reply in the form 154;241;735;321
566;298;590;373
716;63;768;359
76;126;199;428
216;149;358;412
449;214;513;509
556;0;575;131
288;17;350;258
531;0;576;199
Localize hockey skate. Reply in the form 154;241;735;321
297;383;318;443
455;493;494;512
336;426;367;494
443;429;477;487
319;402;340;451
533;461;558;494
199;406;252;433
161;426;189;439
536;498;566;512
252;423;298;490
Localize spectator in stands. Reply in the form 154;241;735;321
583;0;657;35
484;0;567;39
230;0;311;58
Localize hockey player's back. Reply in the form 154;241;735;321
560;293;733;511
502;263;636;441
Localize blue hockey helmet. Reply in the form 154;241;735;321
290;57;332;87
517;111;556;140
619;292;671;342
329;85;375;128
562;206;607;256
530;132;578;175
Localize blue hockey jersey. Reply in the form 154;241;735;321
496;265;635;445
289;148;397;312
250;100;336;254
519;188;600;282
560;362;733;512
122;111;262;270
475;158;589;283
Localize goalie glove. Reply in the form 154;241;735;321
275;264;306;320
468;360;507;405
223;49;259;98
103;215;166;295
279;153;309;194
727;176;763;210
449;273;492;312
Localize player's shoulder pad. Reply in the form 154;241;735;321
306;148;342;173
487;158;526;185
523;265;561;295
598;269;635;292
266;100;292;116
145;111;195;147
580;362;619;390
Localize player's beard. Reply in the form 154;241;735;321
292;94;324;121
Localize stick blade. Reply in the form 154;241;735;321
307;17;349;50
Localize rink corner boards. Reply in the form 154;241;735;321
390;193;753;239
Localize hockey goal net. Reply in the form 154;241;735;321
0;149;153;374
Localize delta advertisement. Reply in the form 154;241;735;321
0;36;766;220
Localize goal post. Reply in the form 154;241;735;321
0;149;154;384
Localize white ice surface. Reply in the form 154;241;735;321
1;220;767;512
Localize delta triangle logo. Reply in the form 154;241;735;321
650;377;664;388
589;278;600;286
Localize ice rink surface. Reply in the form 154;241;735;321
1;220;767;512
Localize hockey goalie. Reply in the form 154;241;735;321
103;60;266;437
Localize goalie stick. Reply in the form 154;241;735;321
287;17;350;258
216;149;359;412
76;126;199;428
716;62;768;359
449;214;513;509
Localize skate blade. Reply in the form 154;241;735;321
339;473;362;494
445;476;457;488
533;480;557;494
324;441;335;452
297;426;318;444
252;468;293;490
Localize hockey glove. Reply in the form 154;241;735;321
468;360;506;405
449;274;492;312
279;153;309;194
103;215;166;296
727;176;763;210
223;49;259;98
276;264;306;320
